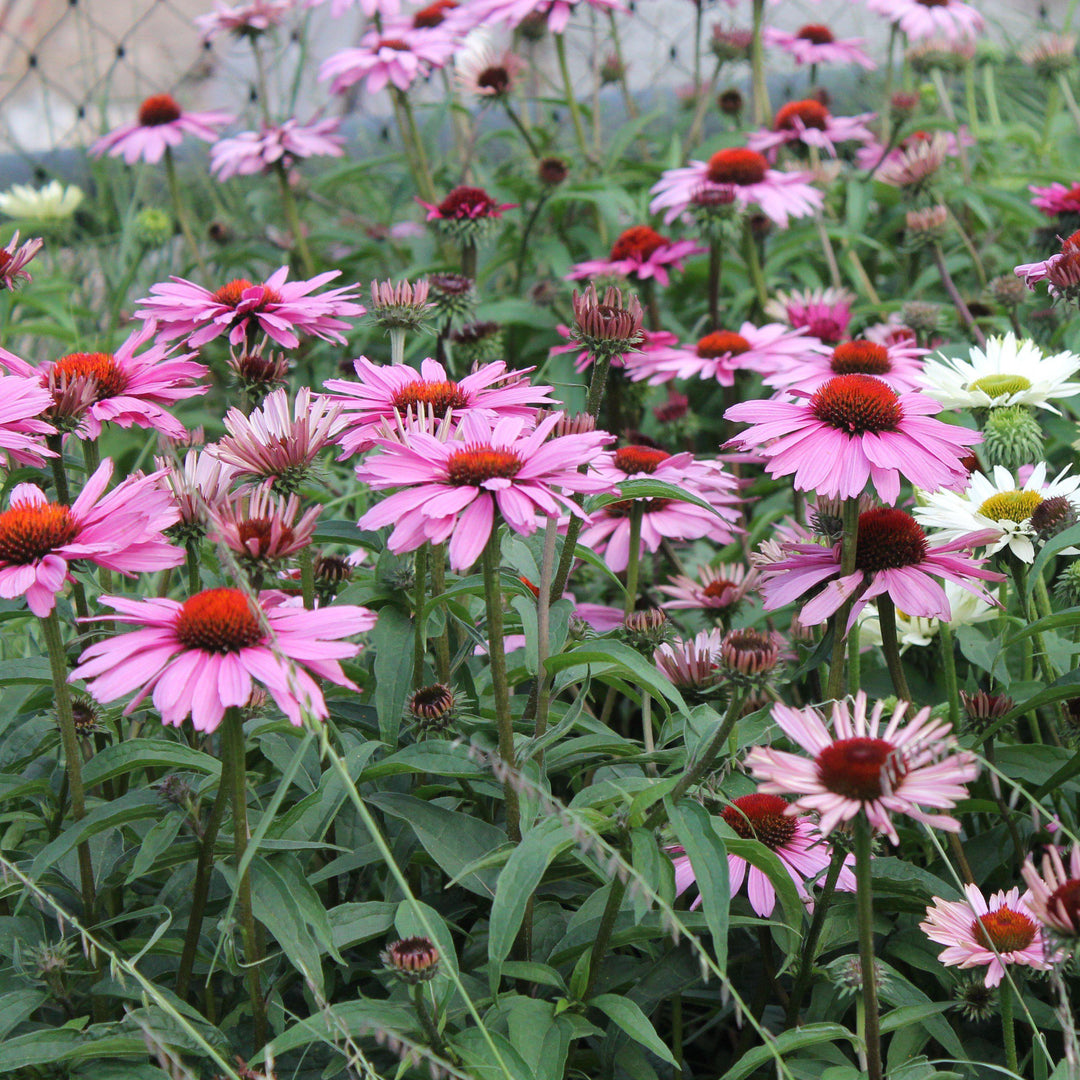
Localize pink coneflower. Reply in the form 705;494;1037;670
467;0;626;35
212;387;344;491
356;412;614;570
866;0;984;43
210;118;345;180
0;375;56;468
1;322;208;441
318;28;457;95
154;448;237;533
748;100;876;159
325;357;555;456
725;374;978;503
195;0;293;39
0;232;43;290
417;186;517;236
566;226;705;287
658;562;758;612
0;460;183;616
1022;844;1080;939
654;628;723;692
757;506;1002;631
625;322;827;386
136;267;364;350
550;327;677;375
1030;182;1080;218
650;147;824;228
746;691;978;843
763;337;927;396
70;587;376;731
765;24;876;70
921;885;1054;987
206;482;321;566
1015;229;1080;303
576;445;741;572
765;286;854;345
859;130;961;186
673;794;856;916
90;94;232;165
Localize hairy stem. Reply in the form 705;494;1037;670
826;498;860;700
877;596;912;701
854;815;882;1080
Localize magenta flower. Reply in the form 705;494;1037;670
325;357;556;456
672;793;856;916
746;692;978;843
1030;182;1080;217
576;445;742;572
356;412;613;571
1015;230;1080;302
650;147;823;228
757;506;1002;631
867;0;984;43
195;0;293;39
206;481;322;565
71;587;376;731
467;0;626;35
1022;844;1080;939
765;286;854;345
90;94;233;166
0;375;56;468
136;267;364;349
319;28;457;94
0;460;184;616
0;232;43;290
725;373;978;503
763;337;927;396
921;885;1054;987
764;23;876;70
748;100;876;159
550;326;678;375
0;321;208;441
566;226;704;287
625;322;826;386
211;118;345;180
417;185;517;226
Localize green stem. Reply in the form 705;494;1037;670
164;147;207;277
41;611;95;920
413;544;429;689
554;32;590;166
582;850;629;1001
929;68;971;185
389;327;406;366
939;621;960;731
707;235;723;330
1000;977;1018;1076
750;0;770;127
877;596;912;701
393;89;438;205
503;100;540;157
743;220;768;314
46;434;70;504
881;25;897;145
461;239;477;282
854;816;882;1080
826;499;860;701
607;12;637;120
624;503;644;616
275;163;315;278
176;763;231;1000
1059;73;1080;137
983;63;1002;128
430;543;451;685
412;982;448;1055
533;518;558;753
185;541;201;594
481;531;521;843
220;709;267;1049
964;65;981;140
847;619;861;696
299;544;315;611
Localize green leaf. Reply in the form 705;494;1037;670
329;901;398;950
126;813;186;883
664;800;729;971
452;1028;534;1080
545;642;686;714
0;989;47;1040
590;994;677;1066
258;1000;414;1059
1006;605;1080;643
718;1022;858;1080
0;658;52;685
371;606;414;743
589;477;722;517
83;739;220;788
1027;523;1080;596
358;742;485;781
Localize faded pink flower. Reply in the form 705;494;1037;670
319;27;457;94
765;23;876;70
867;0;984;43
211;118;345;180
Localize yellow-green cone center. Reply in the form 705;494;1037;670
978;489;1043;523
968;373;1033;399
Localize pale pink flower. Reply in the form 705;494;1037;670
325;357;556;456
90;94;233;166
210;118;345;180
626;323;827;386
319;27;457;94
748;100;876;159
0;375;56;468
206;482;321;564
0;460;184;617
467;0;626;35
658;562;758;612
654;628;723;692
725;373;978;503
856;128;972;177
867;0;984;43
550;326;678;375
0;232;43;290
456;44;526;97
136;267;364;349
756;506;1002;631
212;387;345;489
566;225;704;287
1030;182;1080;217
672;793;856;916
921;885;1054;987
71;587;375;731
765;23;876;70
746;691;978;843
763;337;927;396
765;286;854;345
650;147;823;228
0;322;208;441
1021;844;1080;939
576;445;741;572
195;0;293;39
154;448;237;529
356;412;614;570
